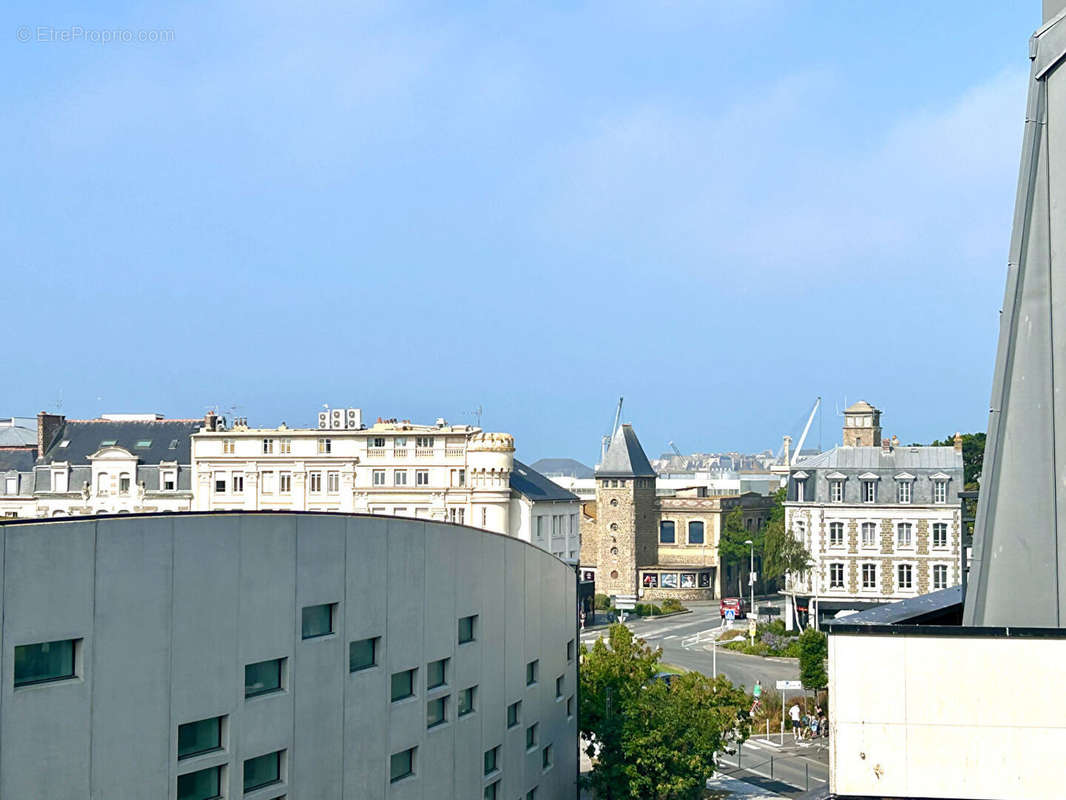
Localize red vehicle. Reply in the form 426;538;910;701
720;597;746;619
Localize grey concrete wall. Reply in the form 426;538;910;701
0;512;579;800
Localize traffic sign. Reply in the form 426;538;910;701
725;608;736;622
776;680;802;690
613;594;637;610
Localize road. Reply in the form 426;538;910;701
580;600;799;691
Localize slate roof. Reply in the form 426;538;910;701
510;460;579;502
528;458;594;479
41;419;201;465
596;424;656;478
0;425;35;447
794;445;961;471
0;448;35;473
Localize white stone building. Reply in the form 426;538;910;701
782;401;964;627
191;409;580;559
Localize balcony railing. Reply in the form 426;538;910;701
367;448;386;458
445;448;464;457
414;448;434;457
393;448;408;458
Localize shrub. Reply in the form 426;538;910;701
660;598;685;614
798;628;828;689
594;593;612;611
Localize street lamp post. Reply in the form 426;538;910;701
745;539;754;617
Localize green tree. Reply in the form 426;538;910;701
580;624;750;799
719;507;764;568
930;432;986;490
798;627;828;690
762;488;812;581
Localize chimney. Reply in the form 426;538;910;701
954;432;963;453
881;438;892;455
204;410;218;432
37;411;65;459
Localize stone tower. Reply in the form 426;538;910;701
842;400;882;447
594;424;658;597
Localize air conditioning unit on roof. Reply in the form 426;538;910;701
346;408;362;429
318;412;329;430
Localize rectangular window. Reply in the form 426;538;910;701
526;723;538;750
567;695;575;718
507;700;521;728
687;520;705;544
933;522;948;548
394;469;408;486
416;469;430;486
861;522;877;547
5;476;16;494
897;481;912;504
542;744;553;770
427;657;448;689
526;659;539;686
449;507;465;524
933;563;949;590
391;668;416;702
223;439;235;454
829;522;844;547
458;686;477;716
279;438;292;454
862;563;877;590
390;747;415;783
484;745;500;775
427;696;447;728
309;472;322;493
416;436;435;448
177;765;222;800
213;472;225;494
372;437;386;449
53;471;68;493
829;562;844;589
556;675;564;698
898;563;913;590
262;438;274;454
178;716;223;760
327;471;339;494
451;468;466;487
232;473;244;493
458;614;477;644
14;639;77;687
350;637;379;672
536;517;545;539
318;437;332;454
897;523;913;548
372;470;386;486
862;481;876;503
659;521;676;544
484;780;500;800
243;750;282;793
279;471;291;494
796;479;806;503
301;603;335;639
163;471;177;491
245;658;284;698
830;481;843;503
934;481;947;504
567;639;575;663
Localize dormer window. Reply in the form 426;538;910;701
119;473;131;495
793;472;808;502
52;470;68;493
59;440;69;448
97;472;109;495
135;440;152;449
859;473;878;503
162;470;177;491
895;473;915;504
930;473;950;504
827;472;846;503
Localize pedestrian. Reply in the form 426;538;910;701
789;702;802;742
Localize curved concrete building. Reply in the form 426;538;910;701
0;512;578;800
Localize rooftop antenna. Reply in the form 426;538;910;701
471;405;483;427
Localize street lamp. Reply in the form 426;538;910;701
744;539;754;617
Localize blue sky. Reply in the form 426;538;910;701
1;1;1040;464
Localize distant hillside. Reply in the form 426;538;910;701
528;458;594;479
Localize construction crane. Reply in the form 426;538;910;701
601;397;624;463
669;441;682;457
791;397;821;466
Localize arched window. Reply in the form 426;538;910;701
97;473;109;495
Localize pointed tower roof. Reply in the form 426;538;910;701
964;6;1066;627
596;424;656;478
844;400;877;414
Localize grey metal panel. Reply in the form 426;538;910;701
965;16;1066;626
596;424;657;478
91;516;172;795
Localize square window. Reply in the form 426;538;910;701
262;438;274;454
427;657;448;689
349;637;379;672
391;668;416;702
318;437;331;454
427;696;448;728
416;469;430;486
484;745;500;775
458;614;477;644
526;722;538;750
659;521;675;543
280;438;292;454
458;686;477;716
14;639;78;687
556;675;564;698
301;603;335;639
526;659;539;686
178;716;223;760
177;765;222;800
243;750;282;793
163;472;176;491
372;470;386;486
245;658;284;698
507;700;521;728
542;744;553;771
390;747;415;783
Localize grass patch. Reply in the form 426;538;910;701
657;663;688;675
